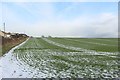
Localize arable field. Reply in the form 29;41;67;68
13;37;119;78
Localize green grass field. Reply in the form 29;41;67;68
13;37;119;78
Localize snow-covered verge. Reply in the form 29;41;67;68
0;38;57;79
0;38;47;79
0;39;28;79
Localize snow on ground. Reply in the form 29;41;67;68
0;38;119;78
42;38;117;55
0;38;48;78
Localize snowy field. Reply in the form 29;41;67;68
0;37;119;78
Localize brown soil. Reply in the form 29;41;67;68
1;36;28;56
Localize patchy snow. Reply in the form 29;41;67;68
0;39;28;78
0;38;119;78
42;38;117;55
0;38;48;78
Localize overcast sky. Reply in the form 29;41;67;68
0;1;118;37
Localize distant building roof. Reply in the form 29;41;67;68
0;30;5;37
0;30;11;37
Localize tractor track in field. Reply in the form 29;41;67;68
42;38;118;55
65;38;117;47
